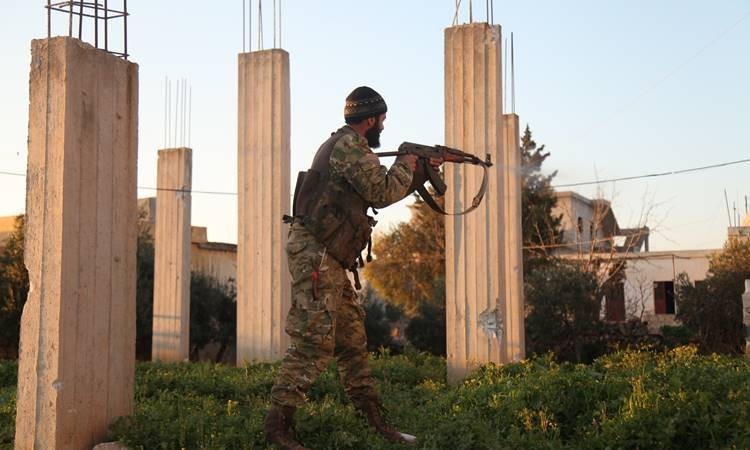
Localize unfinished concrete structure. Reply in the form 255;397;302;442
152;148;192;362
15;37;138;449
237;49;291;364
138;198;238;287
444;23;525;383
502;113;525;363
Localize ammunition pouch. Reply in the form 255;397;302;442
289;127;374;268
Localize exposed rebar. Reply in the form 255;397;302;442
47;1;130;58
78;1;83;40
104;0;108;50
258;0;264;50
273;0;276;48
511;32;516;113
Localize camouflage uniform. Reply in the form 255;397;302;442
270;127;413;408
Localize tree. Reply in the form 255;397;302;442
676;238;750;355
405;301;446;356
524;261;601;362
363;192;445;315
359;284;399;352
0;215;29;357
521;126;563;272
189;273;236;362
135;221;155;360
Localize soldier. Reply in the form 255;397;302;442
265;86;439;449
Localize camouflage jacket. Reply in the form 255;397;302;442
294;126;414;267
328;126;413;209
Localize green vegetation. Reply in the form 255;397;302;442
0;216;28;358
677;237;750;355
3;347;750;449
525;262;601;363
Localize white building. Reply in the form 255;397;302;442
553;191;721;332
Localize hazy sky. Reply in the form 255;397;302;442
1;1;748;251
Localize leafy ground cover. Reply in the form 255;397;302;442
2;347;750;449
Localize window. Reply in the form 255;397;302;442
653;281;675;315
577;217;583;237
605;282;625;321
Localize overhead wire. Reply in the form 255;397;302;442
2;155;749;196
0;171;25;177
552;157;750;188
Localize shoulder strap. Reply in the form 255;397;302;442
416;164;489;216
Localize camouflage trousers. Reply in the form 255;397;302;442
270;223;377;408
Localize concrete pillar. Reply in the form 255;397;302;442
444;23;507;384
16;37;138;449
502;113;525;362
152;148;192;361
237;49;291;363
743;280;750;353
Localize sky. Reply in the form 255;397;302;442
0;1;748;251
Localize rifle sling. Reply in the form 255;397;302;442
416;164;489;216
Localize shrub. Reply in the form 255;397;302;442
525;262;600;363
405;302;446;356
676;238;750;354
3;348;750;449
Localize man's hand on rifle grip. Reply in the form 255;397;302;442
428;157;444;170
396;153;418;171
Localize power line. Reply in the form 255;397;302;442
3;155;749;194
552;157;750;189
137;186;236;196
0;170;237;195
0;170;25;177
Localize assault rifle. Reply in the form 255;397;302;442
376;142;493;215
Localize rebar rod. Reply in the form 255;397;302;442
123;0;128;58
78;1;83;40
104;0;108;50
94;0;99;48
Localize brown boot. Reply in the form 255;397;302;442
264;405;309;450
357;398;418;446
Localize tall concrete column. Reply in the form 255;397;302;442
502;113;525;362
237;49;291;364
152;148;192;361
16;37;138;449
444;23;505;384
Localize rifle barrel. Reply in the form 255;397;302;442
373;151;402;157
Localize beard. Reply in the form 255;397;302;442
365;123;382;148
